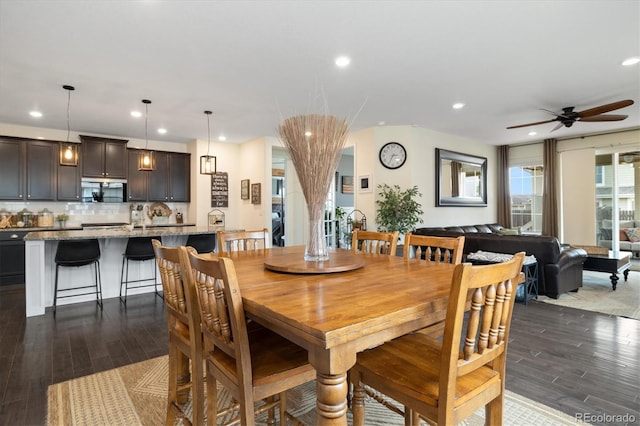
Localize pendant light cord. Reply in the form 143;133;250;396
145;102;149;149
66;89;71;143
205;110;212;156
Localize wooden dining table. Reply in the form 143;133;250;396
206;245;457;425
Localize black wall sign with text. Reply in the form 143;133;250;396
211;172;229;207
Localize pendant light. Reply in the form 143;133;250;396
138;99;155;171
59;85;78;166
200;110;217;175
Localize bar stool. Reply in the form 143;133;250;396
53;239;102;315
119;236;162;304
186;233;217;253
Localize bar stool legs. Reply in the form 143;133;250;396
119;237;162;305
53;239;103;315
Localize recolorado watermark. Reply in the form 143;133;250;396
575;412;636;424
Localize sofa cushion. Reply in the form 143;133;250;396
473;224;493;233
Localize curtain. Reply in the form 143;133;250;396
497;145;511;227
542;138;559;237
450;161;461;197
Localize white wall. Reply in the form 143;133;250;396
348;125;497;231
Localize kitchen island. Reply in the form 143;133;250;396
23;226;218;317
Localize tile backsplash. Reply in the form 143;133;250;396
0;201;189;228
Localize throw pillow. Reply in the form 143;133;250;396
498;228;521;236
620;228;630;241
625;228;640;243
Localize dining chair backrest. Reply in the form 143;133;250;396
351;230;399;255
179;246;247;361
436;252;525;422
403;233;465;264
152;239;205;424
217;228;269;253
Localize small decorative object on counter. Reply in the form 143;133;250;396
37;208;54;228
18;208;33;228
56;214;69;229
208;209;225;231
0;209;12;229
175;211;183;224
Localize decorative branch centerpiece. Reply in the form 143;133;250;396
278;114;350;261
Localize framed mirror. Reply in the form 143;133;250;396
436;148;487;207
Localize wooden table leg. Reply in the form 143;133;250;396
315;372;349;425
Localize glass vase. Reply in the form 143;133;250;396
305;203;329;261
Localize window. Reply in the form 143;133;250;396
595;165;605;186
510;165;543;234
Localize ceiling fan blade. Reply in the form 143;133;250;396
579;114;628;122
506;119;556;129
550;122;564;132
540;108;571;119
578;99;634;118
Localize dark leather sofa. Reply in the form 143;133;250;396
414;224;587;299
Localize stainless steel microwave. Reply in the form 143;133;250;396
80;178;127;203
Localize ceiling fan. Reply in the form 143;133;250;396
506;99;634;131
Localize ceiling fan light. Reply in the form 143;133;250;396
622;57;640;66
622;154;635;163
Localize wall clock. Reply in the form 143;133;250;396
379;142;407;169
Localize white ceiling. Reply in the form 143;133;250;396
0;1;638;146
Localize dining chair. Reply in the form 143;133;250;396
178;246;316;425
403;233;465;264
403;234;466;341
152;239;205;425
351;252;525;426
351;230;399;255
217;228;269;253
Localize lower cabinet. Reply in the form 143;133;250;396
0;231;27;286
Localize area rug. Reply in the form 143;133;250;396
539;270;640;320
48;356;578;425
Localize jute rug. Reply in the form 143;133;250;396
47;356;578;425
539;270;640;320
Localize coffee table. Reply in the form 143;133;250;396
582;250;632;290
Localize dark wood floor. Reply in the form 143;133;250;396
1;282;639;426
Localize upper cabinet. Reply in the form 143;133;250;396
80;135;128;179
148;152;190;202
0;137;57;201
0;137;26;200
128;150;190;202
26;140;58;200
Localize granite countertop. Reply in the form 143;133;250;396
2;223;197;233
24;225;219;241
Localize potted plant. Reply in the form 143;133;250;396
375;184;424;246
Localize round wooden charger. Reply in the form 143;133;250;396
264;251;366;274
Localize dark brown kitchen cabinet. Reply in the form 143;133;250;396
0;230;27;286
0;137;26;200
148;152;190;202
26;140;58;200
57;148;82;201
80;135;127;179
126;149;149;201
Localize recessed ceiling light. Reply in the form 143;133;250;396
528;131;537;136
335;56;351;67
622;57;640;66
157;128;167;134
304;131;312;137
130;110;142;118
452;103;465;109
378;121;386;126
218;135;227;142
37;136;45;139
29;111;43;118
